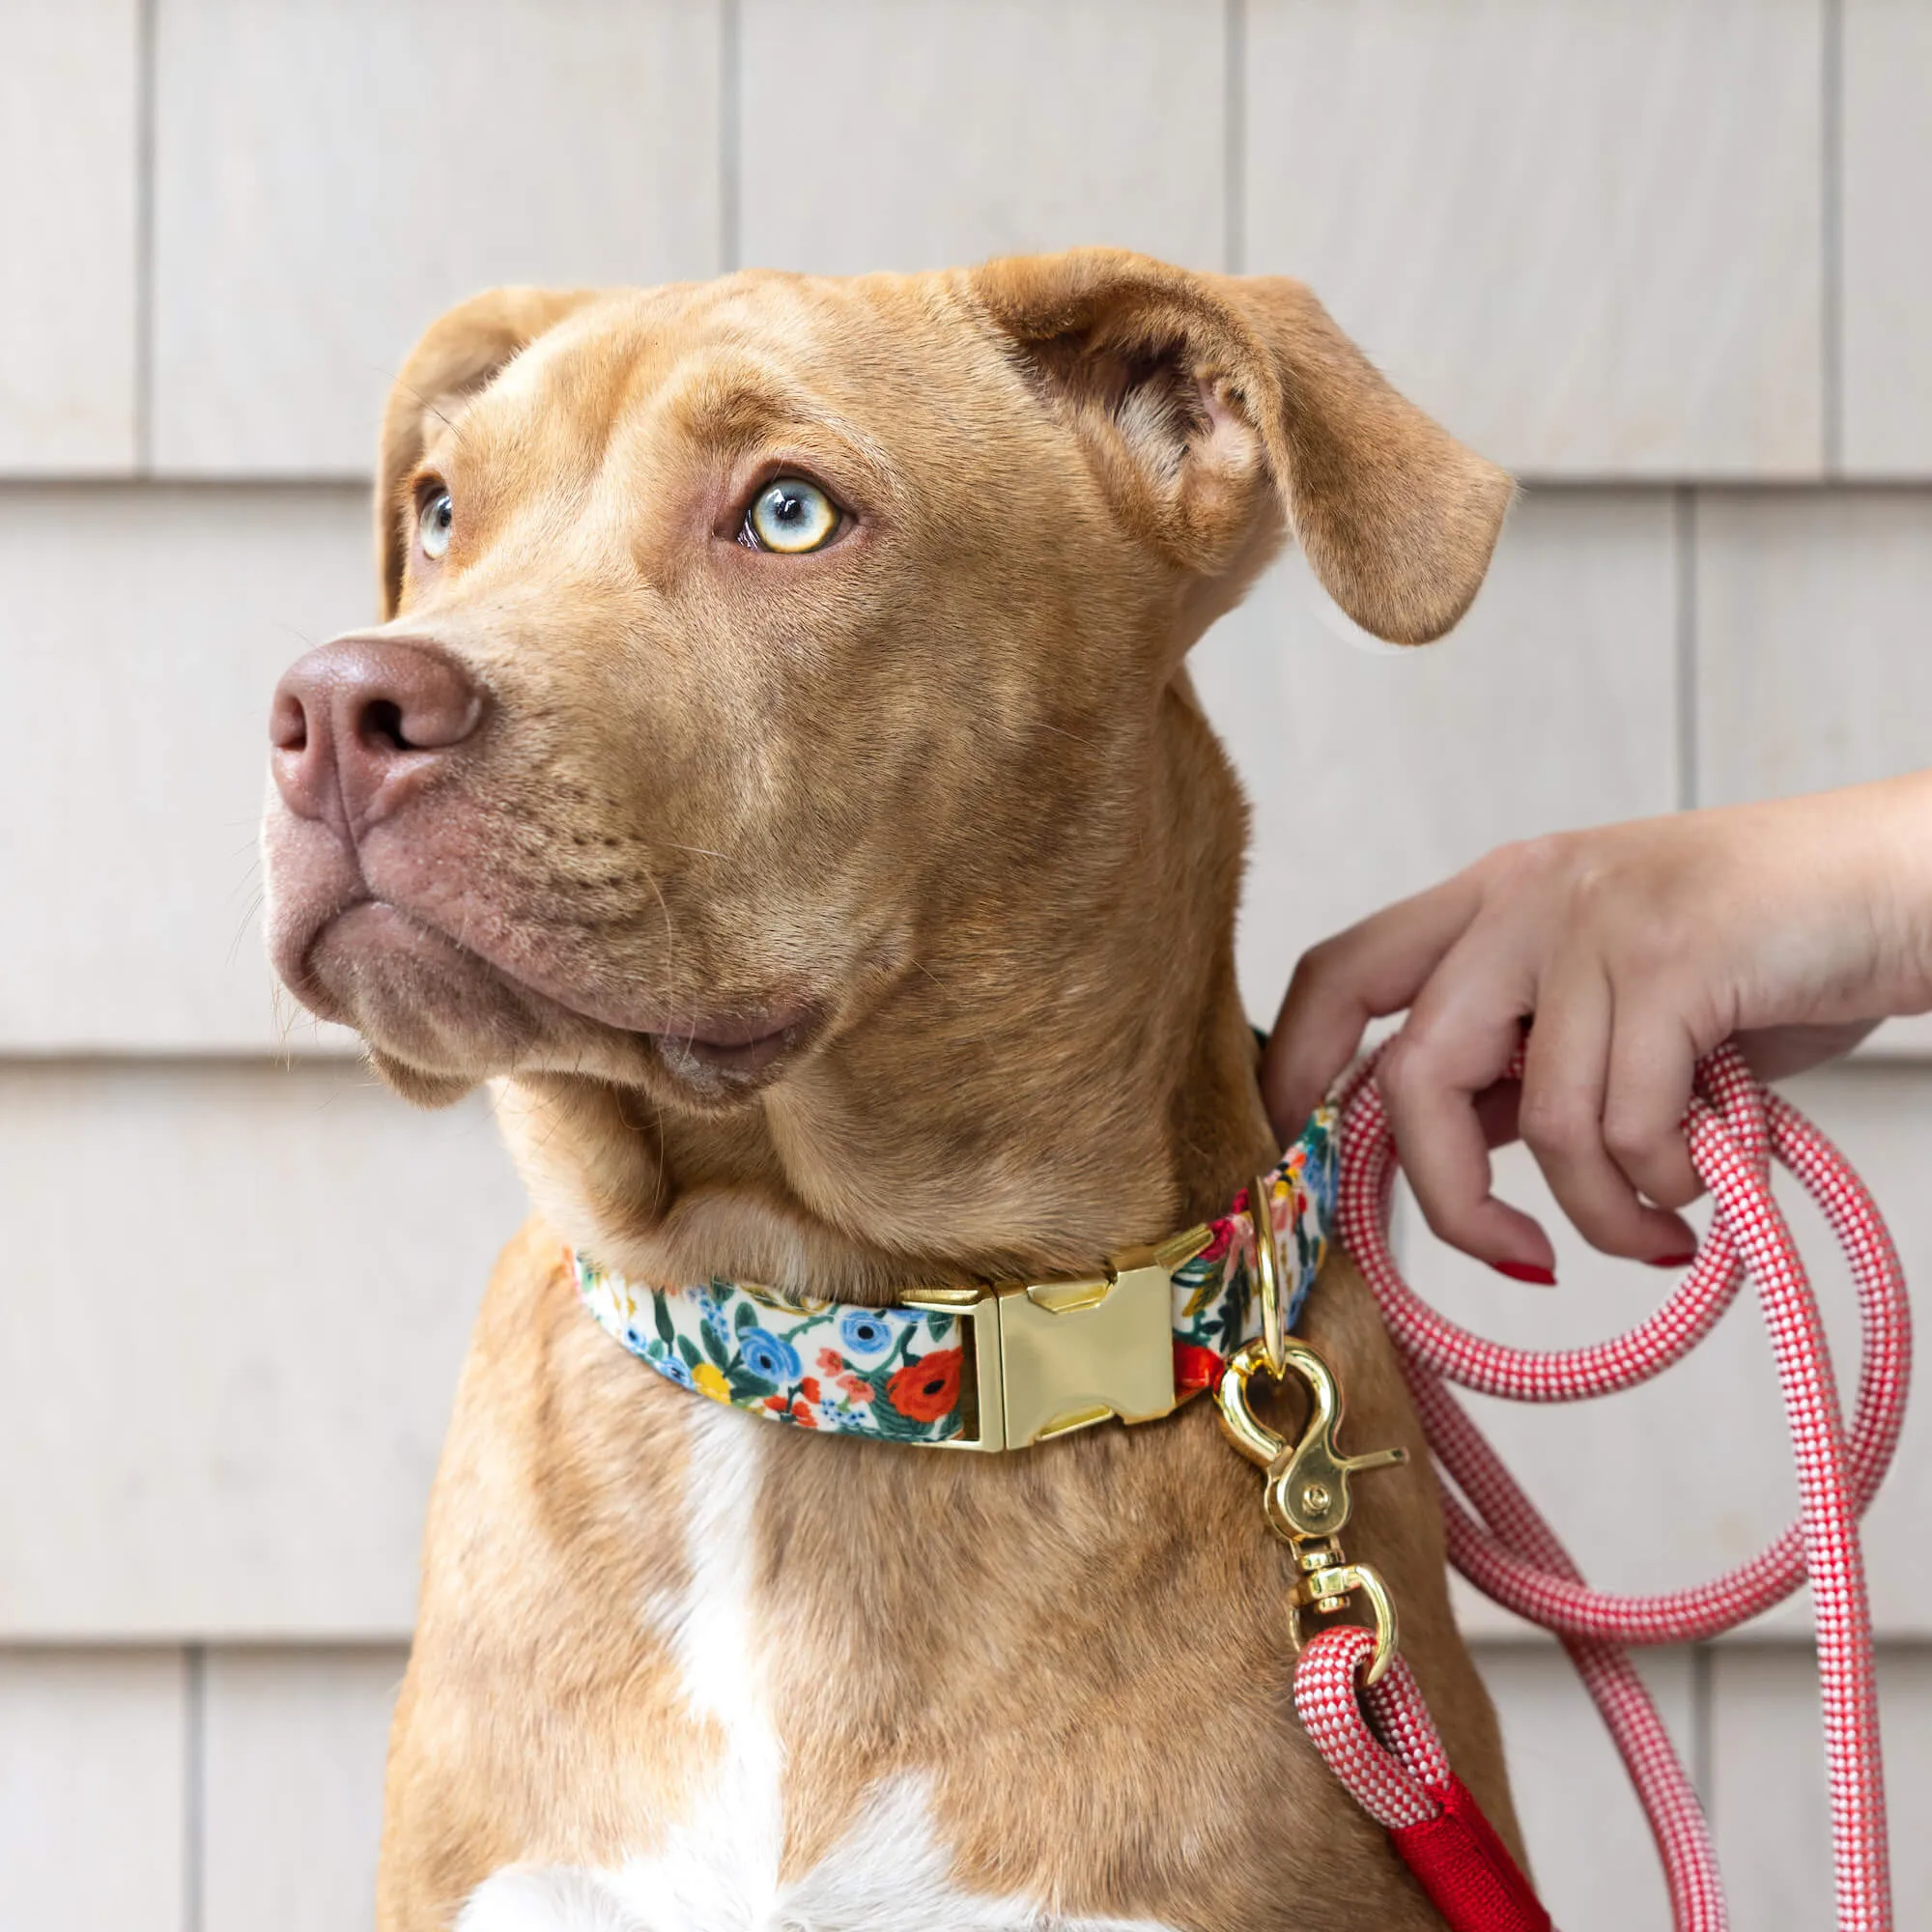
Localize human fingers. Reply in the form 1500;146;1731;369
1518;968;1696;1262
1264;872;1484;1139
1599;1005;1702;1218
1376;947;1555;1278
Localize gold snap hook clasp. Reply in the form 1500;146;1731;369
1214;1334;1409;1686
1215;1337;1408;1536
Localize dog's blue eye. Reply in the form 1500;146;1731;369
745;478;838;554
418;490;454;560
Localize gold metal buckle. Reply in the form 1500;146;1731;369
903;1224;1210;1452
1216;1334;1408;1684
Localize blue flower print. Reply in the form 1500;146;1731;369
838;1309;896;1358
741;1327;801;1385
645;1343;695;1390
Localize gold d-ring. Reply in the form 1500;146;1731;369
1251;1172;1286;1377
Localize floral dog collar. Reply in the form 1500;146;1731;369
575;1106;1336;1452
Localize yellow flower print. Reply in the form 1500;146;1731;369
693;1362;731;1404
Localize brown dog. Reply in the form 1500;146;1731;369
262;249;1517;1930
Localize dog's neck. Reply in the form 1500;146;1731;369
496;683;1278;1303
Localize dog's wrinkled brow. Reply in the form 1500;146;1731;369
668;364;903;500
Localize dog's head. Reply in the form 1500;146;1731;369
264;250;1509;1129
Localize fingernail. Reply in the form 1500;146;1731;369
1647;1251;1699;1269
1492;1261;1557;1287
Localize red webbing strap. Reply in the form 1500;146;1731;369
1392;1777;1552;1932
1294;1626;1552;1932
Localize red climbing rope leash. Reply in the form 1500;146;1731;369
1299;1042;1910;1930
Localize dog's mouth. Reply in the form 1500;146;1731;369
280;891;824;1095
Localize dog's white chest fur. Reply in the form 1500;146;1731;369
457;1403;1179;1932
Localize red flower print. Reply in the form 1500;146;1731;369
790;1398;819;1428
816;1349;845;1375
801;1377;822;1406
1173;1342;1226;1397
887;1349;962;1422
764;1395;788;1413
1200;1223;1232;1265
836;1373;875;1404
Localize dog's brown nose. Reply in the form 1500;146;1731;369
270;638;487;835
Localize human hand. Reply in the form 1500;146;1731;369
1262;774;1932;1278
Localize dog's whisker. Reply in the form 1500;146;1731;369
397;379;461;443
227;885;267;967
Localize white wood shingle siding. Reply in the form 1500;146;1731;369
4;3;1930;1925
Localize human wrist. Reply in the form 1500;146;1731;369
1825;771;1932;1020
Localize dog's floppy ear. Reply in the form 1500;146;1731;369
971;249;1513;645
376;287;599;617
